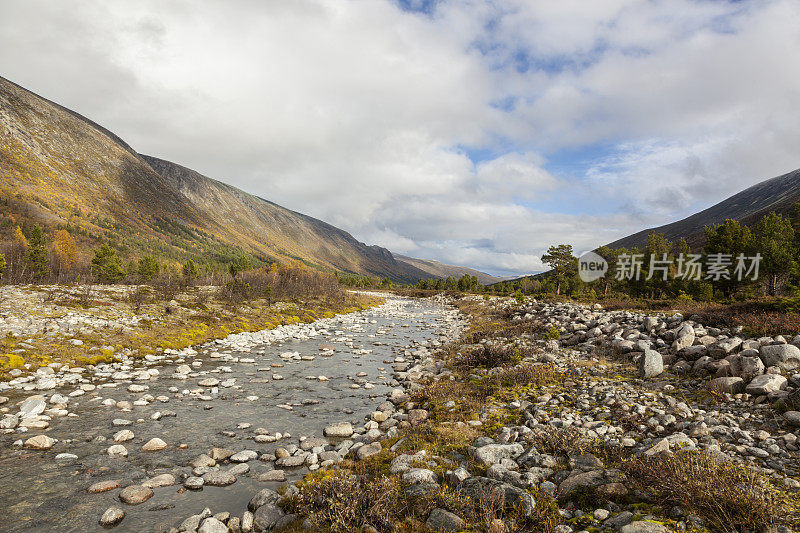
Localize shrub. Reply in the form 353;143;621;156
623;450;794;531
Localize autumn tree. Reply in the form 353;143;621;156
52;229;77;277
10;225;28;279
0;253;6;281
541;244;576;295
25;224;50;281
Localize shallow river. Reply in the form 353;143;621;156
0;296;451;532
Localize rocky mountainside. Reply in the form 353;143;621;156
394;254;503;285
608;167;800;249
0;75;446;282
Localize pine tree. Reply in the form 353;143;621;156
182;259;199;283
25;224;50;281
752;212;796;296
541;244;576;295
137;255;160;283
91;244;126;284
703;219;753;296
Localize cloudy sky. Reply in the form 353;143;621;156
2;0;799;276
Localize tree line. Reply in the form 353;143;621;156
497;209;800;301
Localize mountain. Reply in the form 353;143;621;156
0;75;440;282
394;255;504;285
607;168;800;250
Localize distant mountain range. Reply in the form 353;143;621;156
394;255;505;284
0;76;492;283
607;168;800;250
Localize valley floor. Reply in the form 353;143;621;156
1;289;799;532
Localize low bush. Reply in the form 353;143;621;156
623;450;795;531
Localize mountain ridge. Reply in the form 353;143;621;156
0;75;476;283
607;167;800;250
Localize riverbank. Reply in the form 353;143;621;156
0;284;380;380
0;292;457;531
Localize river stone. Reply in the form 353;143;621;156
184;476;204;490
107;445;128;457
276;455;305;467
118;485;153;505
203;470;237;486
198;517;228;533
258;469;286;482
142;438;168;451
708;377;745;394
620;521;669;533
19;395;47;418
729;355;765;382
142;473;175;488
426;508;465;532
0;415;18;429
403;468;438;484
198;378;220;387
474;443;524;466
253;503;284;531
99;506;125;527
88;480;121;493
248;488;280;511
672;324;695;352
745;374;787;395
299;437;328;450
210;447;234;461
356;442;382;460
784;411;800;427
113;429;134;442
408;409;429;425
638;349;663;378
230;450;258;462
323;422;353;438
24;434;54;450
760;344;800;371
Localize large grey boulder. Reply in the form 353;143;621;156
671;324;695;352
426;508;465;532
729;355;765;382
708;377;745;394
708;337;742;359
638;349;663;378
473;443;524;466
745;374;787;395
253;503;284;531
760;344;800;371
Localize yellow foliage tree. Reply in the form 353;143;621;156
52;229;77;275
10;225;28;278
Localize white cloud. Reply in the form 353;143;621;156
1;0;799;276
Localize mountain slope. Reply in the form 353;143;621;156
607;168;800;250
0;75;434;282
394;255;504;285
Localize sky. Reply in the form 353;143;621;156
2;0;799;277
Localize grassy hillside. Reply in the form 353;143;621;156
0;76;432;282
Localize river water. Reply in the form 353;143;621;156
0;296;452;532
